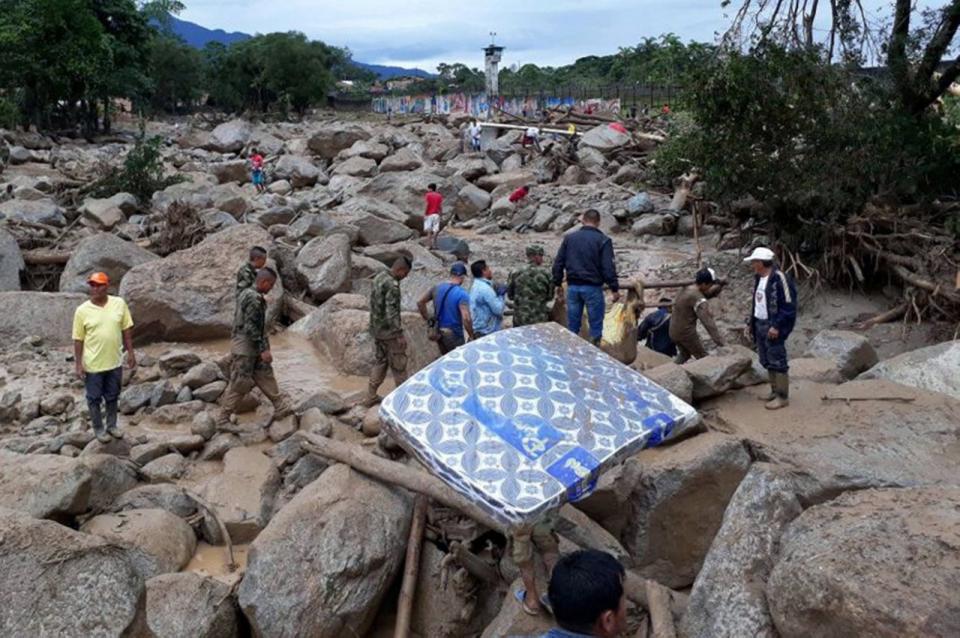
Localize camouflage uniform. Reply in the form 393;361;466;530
222;287;290;415
508;246;554;327
367;270;408;401
236;262;257;294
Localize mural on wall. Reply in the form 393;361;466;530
372;93;621;117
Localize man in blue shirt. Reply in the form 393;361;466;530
637;297;677;357
536;550;628;638
418;262;474;354
469;259;506;338
552;210;620;346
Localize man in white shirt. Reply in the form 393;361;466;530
469;121;482;151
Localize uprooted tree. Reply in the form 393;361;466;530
657;1;960;324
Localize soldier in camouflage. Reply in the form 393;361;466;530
236;246;268;294
365;257;413;406
508;245;555;327
222;267;292;417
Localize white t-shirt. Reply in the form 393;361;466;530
525;127;540;139
754;276;769;320
470;124;482;140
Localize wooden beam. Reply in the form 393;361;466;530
394;495;429;638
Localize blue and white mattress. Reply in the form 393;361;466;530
379;323;700;530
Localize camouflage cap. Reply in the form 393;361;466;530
525;244;545;257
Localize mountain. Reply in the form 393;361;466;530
164;16;435;79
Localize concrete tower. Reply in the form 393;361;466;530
484;42;504;97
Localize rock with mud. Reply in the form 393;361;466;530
0;507;148;636
141;453;188;481
79;192;138;229
273;154;323;188
0;450;92;519
380;146;424;172
120;224;282;341
767;486;960;637
205;118;252;153
308;124;371;159
199;446;280;543
579;123;633;152
0;198;66;226
296;233;353;302
682;351;752;400
480;579;554;638
789;357;844;384
804;329;879;379
238;464;411;638
81;508;197;578
0;227;24;291
642;362;694;404
210;160;249;184
59;232;159;293
147;572;240;638
681;463;803;638
621;433;752;588
858;339;960;400
333;155;378;178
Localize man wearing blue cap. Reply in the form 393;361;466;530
418;262;474;355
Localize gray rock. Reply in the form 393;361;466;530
210;160;249;184
59;233;158;293
475;170;536;193
81;508;197;578
0;450;91;518
340;140;390;162
283;454;329;493
255;206;296;227
333;156;377;178
183;361;222;389
353;214;416;245
40;393;74;416
0;507;148;636
768;487;960;638
0;198;66;226
380;147;423;172
681;463;802;638
0;227;24;291
580;124;633;151
194;380;227;403
141;453;188;482
191;411;218;440
150;380;178;408
296;233;352;303
857;340;960;400
308;125;372;159
206;119;252;153
238;465;411;638
643;362;694;405
199;432;242;461
626;191;656;215
299;407;334;436
267;416;298;443
120;382;156;414
804;329;879;379
790;357;844;384
453;183;492;220
622;433;752;588
79;192;137;230
273;155;323;188
682;351;753;400
147;572;239;638
631;213;677;236
199;447;280;542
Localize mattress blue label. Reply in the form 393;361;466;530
546;447;600;501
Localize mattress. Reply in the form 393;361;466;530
379;323;700;531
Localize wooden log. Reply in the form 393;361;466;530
623;571;688;619
22;249;71;265
449;540;499;584
855;303;908;329
394;495;428;638
669;174;698;212
645;579;678;638
300;434;506;533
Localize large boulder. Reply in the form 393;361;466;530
210;160;249;185
631;213;677;236
205;119;253;153
0;198;66;226
580;123;632;152
804;329;879;379
308;125;371;159
682;351;753;401
119;224;282;341
768;487;960;637
147;572;239;638
238;465;411;638
642;362;694;405
858;340;960;400
621;433;752;588
453;183;492;220
0;507;148;636
0;227;24;291
0;450;91;519
475;170;535;193
339;140;389;162
273;155;323;188
80;192;137;230
81;508;197;578
0;292;88;348
198;447;280;543
380;147;424;172
353;215;416;245
681;463;803;638
296;233;353;303
358;172;457;228
59;232;158;293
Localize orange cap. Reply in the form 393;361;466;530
87;272;110;285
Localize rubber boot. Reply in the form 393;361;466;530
765;373;790;410
105;401;122;438
89;401;111;443
758;370;777;402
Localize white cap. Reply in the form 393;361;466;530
743;247;776;262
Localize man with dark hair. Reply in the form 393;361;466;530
418;262;474;354
469;259;506;338
237;246;268;294
365;256;413;405
552;210;620;346
223;267;292;418
637;297;677;357
669;267;726;363
543;550;628;637
424;183;443;249
508;244;554;327
744;247;797;410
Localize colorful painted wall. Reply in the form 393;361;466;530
371;93;621;117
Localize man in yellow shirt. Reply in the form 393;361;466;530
72;272;136;443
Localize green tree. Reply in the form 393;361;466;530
145;35;205;113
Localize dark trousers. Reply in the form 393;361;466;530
438;330;465;355
754;319;789;373
85;367;122;432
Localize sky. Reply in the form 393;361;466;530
179;1;930;72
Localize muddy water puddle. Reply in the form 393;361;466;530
185;542;249;586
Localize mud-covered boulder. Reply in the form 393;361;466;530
119;224;282;341
147;572;239;638
333;156;377;178
858;340;960;400
0;450;91;519
357;172;456;228
0;198;66;226
238;465;411;638
59;232;158;294
210;160;249;184
642;362;693;405
296;233;352;303
682;351;752;400
0;507;148;636
198;447;280;543
273;154;323;188
0;291;85;345
768;487;960;637
380;147;424;172
81;508;197;578
580;123;633;152
308;125;371;159
804;329;878;379
453;183;492;219
205;119;253;153
0;227;24;291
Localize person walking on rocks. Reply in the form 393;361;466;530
745;247;797;410
365;257;413;406
469;120;483;151
552;209;620;346
670;268;726;363
72;272;135;444
508;245;554;327
250;148;266;194
424;183;443;249
418;262;474;355
469;259;506;338
222;267;292;418
236;246;268;294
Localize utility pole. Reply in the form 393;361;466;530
483;33;504;97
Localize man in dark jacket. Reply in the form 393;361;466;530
637;297;677;357
744;247;797;410
552;210;619;345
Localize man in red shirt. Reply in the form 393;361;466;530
509;184;530;208
424;183;443;249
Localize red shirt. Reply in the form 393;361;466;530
509;187;528;203
251;154;264;170
425;191;443;215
